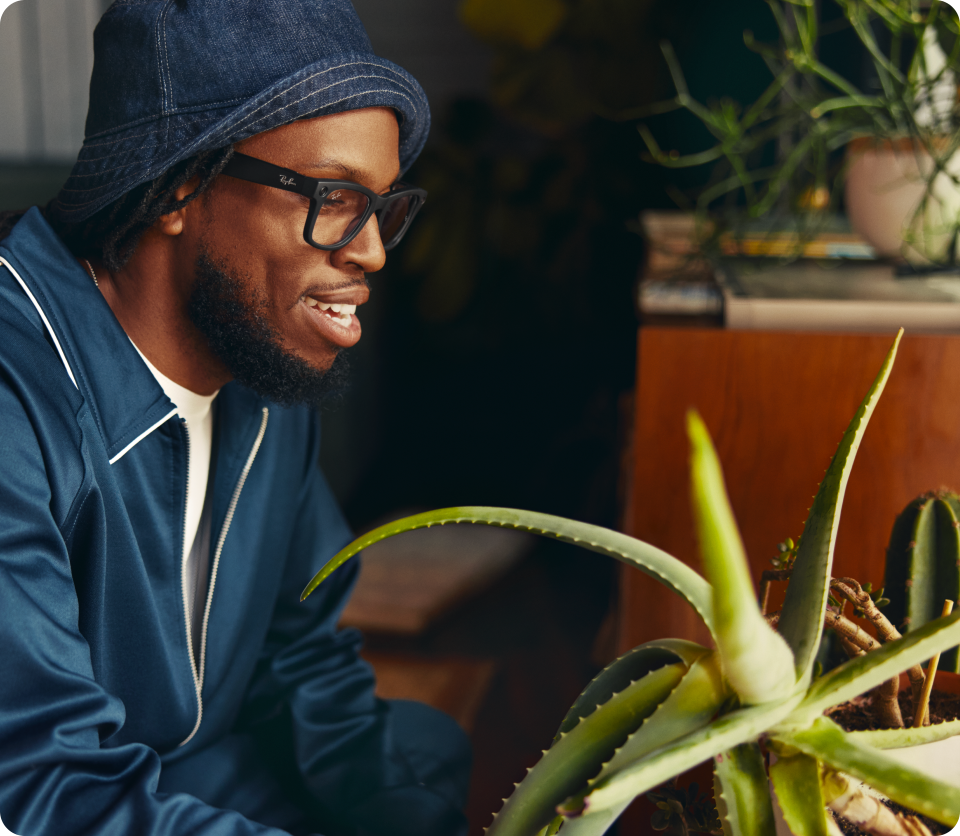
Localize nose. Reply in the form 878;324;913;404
333;212;386;273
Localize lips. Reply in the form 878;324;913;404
301;295;362;348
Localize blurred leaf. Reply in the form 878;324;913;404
713;742;777;836
778;330;902;683
460;0;568;51
687;411;796;704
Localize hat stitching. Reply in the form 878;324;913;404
59;87;418;202
78;59;417;143
80;105;245;148
80;138;207;163
222;61;419;132
155;6;164;113
69;76;418;173
238;84;419;137
155;1;169;114
158;0;175;115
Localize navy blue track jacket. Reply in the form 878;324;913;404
0;209;469;836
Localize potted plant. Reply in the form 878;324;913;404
637;0;960;266
303;329;960;836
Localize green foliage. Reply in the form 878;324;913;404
777;715;960;824
300;507;717;636
769;752;830;836
302;330;960;835
713;742;777;836
778;326;901;683
885;489;960;671
687;410;797;705
638;0;960;260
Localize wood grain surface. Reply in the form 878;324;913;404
618;327;960;652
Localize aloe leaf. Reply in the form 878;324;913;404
778;330;903;682
687;412;796;705
578;692;804;815
557;650;729;833
772;716;960;826
557;651;730;833
769;752;829;836
486;664;686;836
554;639;710;741
713;769;733;836
713;742;777;836
548;806;620;836
847;719;960;749
534;817;563;836
589;651;728;782
300;507;716;636
787;609;960;722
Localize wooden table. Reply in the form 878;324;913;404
618;326;960;653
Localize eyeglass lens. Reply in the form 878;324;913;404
310;189;414;248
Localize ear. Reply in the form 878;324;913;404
154;175;203;237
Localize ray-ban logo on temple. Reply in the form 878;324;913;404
279;175;297;186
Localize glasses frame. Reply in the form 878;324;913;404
220;151;426;251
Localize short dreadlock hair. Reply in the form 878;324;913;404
0;145;234;271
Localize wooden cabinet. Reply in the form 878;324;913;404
618;327;960;653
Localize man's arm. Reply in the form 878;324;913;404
0;379;313;836
238;415;471;836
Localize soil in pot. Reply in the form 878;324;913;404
824;678;960;836
827;688;960;732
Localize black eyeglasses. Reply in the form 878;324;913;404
220;152;426;251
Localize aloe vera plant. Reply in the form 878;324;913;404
303;328;960;836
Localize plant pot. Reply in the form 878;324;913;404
773;671;960;836
844;137;960;266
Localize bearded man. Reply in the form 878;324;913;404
0;2;470;835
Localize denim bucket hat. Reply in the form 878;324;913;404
52;0;430;224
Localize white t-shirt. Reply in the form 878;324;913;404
133;344;218;662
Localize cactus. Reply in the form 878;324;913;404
885;490;960;672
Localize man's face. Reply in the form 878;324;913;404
179;108;401;395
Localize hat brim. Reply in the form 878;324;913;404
54;53;429;224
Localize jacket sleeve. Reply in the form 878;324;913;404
238;414;470;836
0;380;310;836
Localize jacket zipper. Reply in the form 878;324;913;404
179;407;269;747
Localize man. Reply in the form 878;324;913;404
0;2;470;835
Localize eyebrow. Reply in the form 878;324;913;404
312;157;401;188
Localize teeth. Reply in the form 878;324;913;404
305;298;357;320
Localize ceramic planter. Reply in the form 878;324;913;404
773;670;960;836
844;137;960;265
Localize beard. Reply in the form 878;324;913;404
187;248;350;410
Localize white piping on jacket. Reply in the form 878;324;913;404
1;256;177;464
0;256;78;389
179;407;269;747
109;409;178;465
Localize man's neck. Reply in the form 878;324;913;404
86;235;230;396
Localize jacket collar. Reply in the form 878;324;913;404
1;208;180;462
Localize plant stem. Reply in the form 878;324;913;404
912;599;956;728
759;568;792;616
822;768;933;836
831;579;926;708
876;675;905;729
823;605;901;726
824;608;881;652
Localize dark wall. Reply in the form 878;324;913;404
322;0;786;532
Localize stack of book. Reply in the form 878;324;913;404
637;211;960;333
